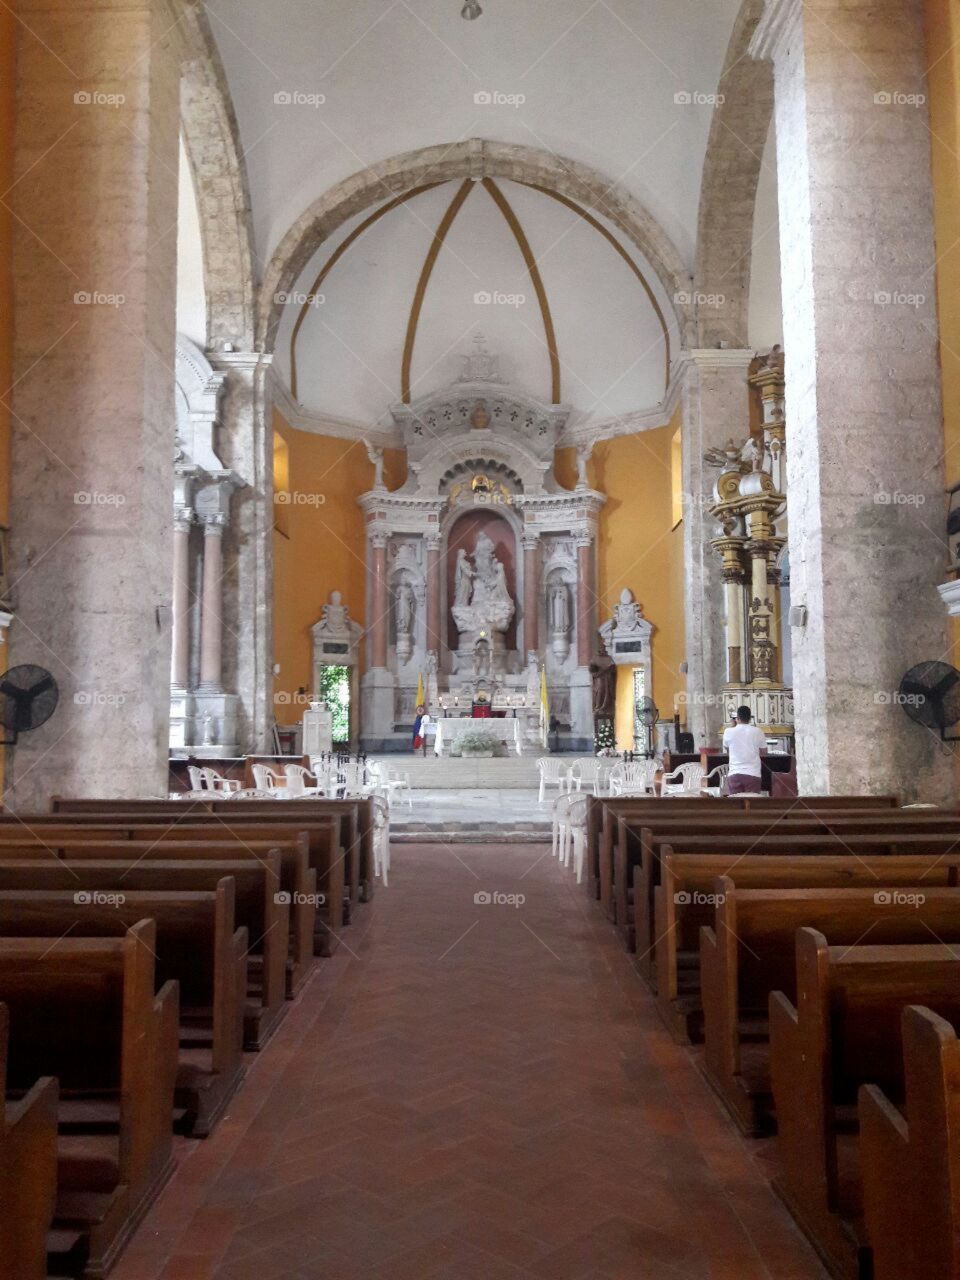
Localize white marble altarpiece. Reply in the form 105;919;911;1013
352;338;606;751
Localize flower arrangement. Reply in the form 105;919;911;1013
456;727;500;757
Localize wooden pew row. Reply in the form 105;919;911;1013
0;884;246;1137
587;794;901;903
0;921;179;1279
859;1004;960;1280
769;931;960;1280
0;830;322;983
654;851;960;1042
0;814;346;954
612;810;960;939
48;797;376;907
0;856;289;1051
699;882;960;1136
629;825;960;964
0;1003;58;1280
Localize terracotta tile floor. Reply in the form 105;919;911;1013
111;842;827;1280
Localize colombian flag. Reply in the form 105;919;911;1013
412;710;424;750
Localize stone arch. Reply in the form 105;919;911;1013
258;139;693;352
173;2;257;350
694;0;775;348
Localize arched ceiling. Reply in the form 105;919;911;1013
203;0;744;269
272;175;679;428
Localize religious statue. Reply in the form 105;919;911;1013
589;658;617;719
470;400;490;430
454;549;473;607
525;650;540;703
548;580;571;634
395;581;416;634
575;444;591;489
474;637;491;678
364;440;385;489
323;590;347;633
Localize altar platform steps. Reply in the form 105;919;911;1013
391;820;551;843
372;754;578;790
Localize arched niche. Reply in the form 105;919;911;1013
443;508;521;657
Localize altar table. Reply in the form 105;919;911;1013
433;717;523;757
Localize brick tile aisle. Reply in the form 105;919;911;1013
112;842;827;1280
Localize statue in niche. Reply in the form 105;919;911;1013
474;637;492;679
395;581;416;635
454;549;474;608
451;531;516;654
548;580;571;634
575;444;591;489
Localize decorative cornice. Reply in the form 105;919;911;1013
674;348;756;375
749;0;802;63
268;368;399;447
208;349;274;375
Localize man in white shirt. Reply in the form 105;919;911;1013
721;706;767;795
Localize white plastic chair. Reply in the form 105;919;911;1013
567;759;603;794
704;763;729;798
608;760;657;796
373;764;411;809
559;796;590;883
199;767;242;794
372;794;390;887
250;763;287;796
283;763;326;797
552;792;579;862
660;762;705;797
537;757;566;804
338;761;371;797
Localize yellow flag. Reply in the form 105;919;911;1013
539;665;549;721
416;673;425;707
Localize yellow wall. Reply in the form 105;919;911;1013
557;407;686;749
272;411;405;725
0;0;12;530
925;0;960;673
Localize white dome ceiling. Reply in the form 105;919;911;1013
272;176;679;425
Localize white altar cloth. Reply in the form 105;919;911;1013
433;717;523;757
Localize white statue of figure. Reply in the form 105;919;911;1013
470;532;510;607
548;580;570;634
426;650;438;675
323;590;347;633
454;549;473;607
364;440;385;489
525;650;540;702
575;444;591;488
395;581;416;635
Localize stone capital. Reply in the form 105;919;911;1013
174;506;195;534
201;512;228;536
749;0;802;64
675;348;755;379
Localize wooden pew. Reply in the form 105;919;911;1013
0;830;322;984
0;884;246;1137
655;851;960;1041
700;882;960;1135
628;823;960;962
769;930;960;1280
859;1005;960;1280
0;921;179;1279
592;794;902;915
0;857;288;1051
0;1003;59;1280
48;796;376;906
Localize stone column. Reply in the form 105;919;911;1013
368;534;388;671
6;0;178;806
198;516;226;690
575;537;595;665
425;535;441;655
209;351;274;754
679;349;754;745
171;508;193;690
752;0;952;800
523;534;540;653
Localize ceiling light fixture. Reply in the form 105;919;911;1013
461;1;482;19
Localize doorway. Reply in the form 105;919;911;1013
316;665;351;746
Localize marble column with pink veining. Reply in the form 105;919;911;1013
369;535;388;670
199;515;226;690
425;537;441;655
523;535;539;653
576;537;595;666
171;507;193;689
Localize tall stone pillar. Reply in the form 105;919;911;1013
425;536;441;655
752;0;952;799
6;0;178;806
679;349;754;745
198;517;226;690
575;538;595;666
523;534;540;653
171;508;193;691
360;531;395;749
209;351;274;755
